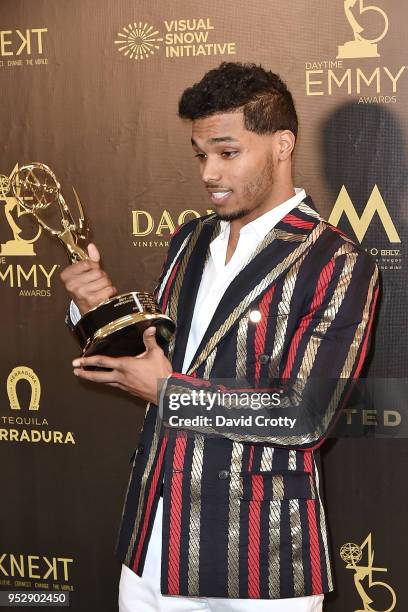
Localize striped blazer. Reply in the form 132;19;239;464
116;196;379;599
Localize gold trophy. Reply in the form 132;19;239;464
10;162;175;358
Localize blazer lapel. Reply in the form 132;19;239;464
185;197;324;374
170;215;220;372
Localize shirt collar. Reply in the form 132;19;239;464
216;187;306;243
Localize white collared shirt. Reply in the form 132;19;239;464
181;188;306;372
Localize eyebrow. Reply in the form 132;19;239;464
191;136;238;147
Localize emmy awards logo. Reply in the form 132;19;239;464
337;0;389;59
340;533;396;612
0;165;42;256
7;366;41;411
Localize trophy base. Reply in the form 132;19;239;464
337;40;379;59
0;240;36;256
73;292;175;362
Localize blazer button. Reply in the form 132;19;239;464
258;353;270;364
137;444;145;456
218;469;230;480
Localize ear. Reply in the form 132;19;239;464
277;130;296;161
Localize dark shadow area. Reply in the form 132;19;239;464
322;101;408;377
320;102;408;611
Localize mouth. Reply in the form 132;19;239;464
207;190;233;205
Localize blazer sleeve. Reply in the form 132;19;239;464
159;248;380;450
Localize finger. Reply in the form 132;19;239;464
87;243;101;263
61;258;101;280
72;354;122;370
83;277;114;294
73;367;118;383
73;285;116;307
78;268;108;284
87;285;117;302
143;326;160;352
67;270;106;291
68;279;111;301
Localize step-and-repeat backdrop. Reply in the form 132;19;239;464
1;1;407;610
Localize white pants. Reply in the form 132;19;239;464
119;498;324;612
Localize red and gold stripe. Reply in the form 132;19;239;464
167;432;188;594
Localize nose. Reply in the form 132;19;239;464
201;156;222;185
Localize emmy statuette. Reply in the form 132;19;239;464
10;162;175;359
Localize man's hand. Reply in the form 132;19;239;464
72;327;173;404
60;243;117;315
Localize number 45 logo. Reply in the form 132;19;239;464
340;533;396;612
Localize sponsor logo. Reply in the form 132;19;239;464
340;534;396;611
343;407;402;428
115;18;236;61
0;28;48;68
131;208;213;247
329;185;403;272
115;22;163;60
7;367;40;411
329;185;400;244
1;367;75;445
0;553;74;593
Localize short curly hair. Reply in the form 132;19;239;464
178;62;298;138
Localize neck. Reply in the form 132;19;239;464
224;180;296;266
229;180;295;238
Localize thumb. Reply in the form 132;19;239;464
87;242;100;263
143;326;159;352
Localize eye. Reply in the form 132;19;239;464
194;152;207;161
221;150;238;159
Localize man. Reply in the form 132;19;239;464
61;63;379;611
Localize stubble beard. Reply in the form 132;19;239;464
216;154;275;222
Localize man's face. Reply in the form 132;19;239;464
191;112;279;222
